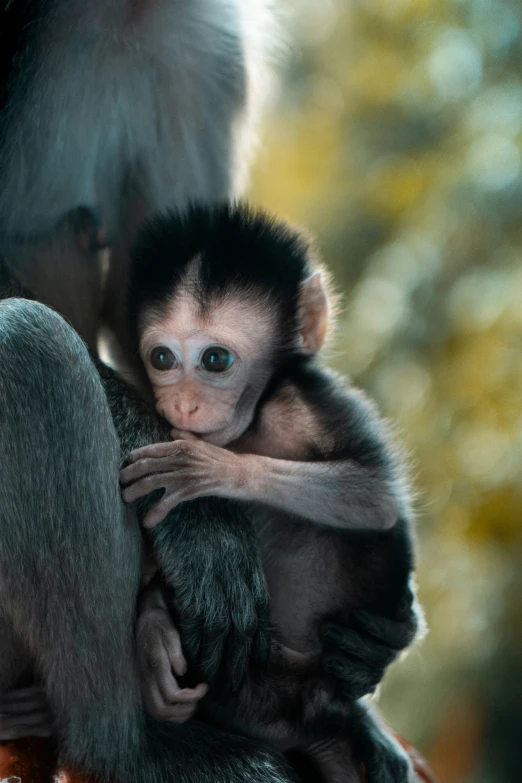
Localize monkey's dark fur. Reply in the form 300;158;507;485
127;205;420;781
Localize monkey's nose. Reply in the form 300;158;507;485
181;401;199;416
172;399;199;423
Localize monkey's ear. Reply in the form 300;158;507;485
297;271;328;354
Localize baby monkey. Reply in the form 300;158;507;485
121;205;419;782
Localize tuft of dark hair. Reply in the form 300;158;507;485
128;202;315;347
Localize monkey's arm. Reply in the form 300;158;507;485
234;455;399;531
96;360;271;687
121;440;399;531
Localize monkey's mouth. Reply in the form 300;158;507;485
170;425;230;444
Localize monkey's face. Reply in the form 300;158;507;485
139;294;277;447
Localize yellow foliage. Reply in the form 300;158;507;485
362;154;428;217
250;0;522;775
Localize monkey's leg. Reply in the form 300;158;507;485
0;299;295;783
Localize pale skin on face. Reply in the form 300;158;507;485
139;292;276;447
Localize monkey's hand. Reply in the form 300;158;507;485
320;588;421;701
122;442;271;691
0;686;54;740
120;440;245;528
137;584;208;722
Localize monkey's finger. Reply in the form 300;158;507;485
0;698;50;715
163;684;209;705
120;457;178;485
162;626;188;678
0;686;47;704
156;675;202;708
155;700;202;724
321;626;396;669
353;610;418;651
120;472;173;501
163;703;199;724
143;647;181;708
0;722;54;741
141;673;203;722
126;443;180;463
0;710;53;728
149;642;205;708
142;492;185;528
142;681;180;722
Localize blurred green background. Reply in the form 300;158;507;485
249;1;522;781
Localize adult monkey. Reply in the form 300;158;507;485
0;0;268;354
0;4;418;777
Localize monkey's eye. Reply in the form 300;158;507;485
150;346;177;371
201;346;235;373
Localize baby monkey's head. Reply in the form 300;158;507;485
129;203;334;447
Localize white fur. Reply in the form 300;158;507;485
0;0;278;240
